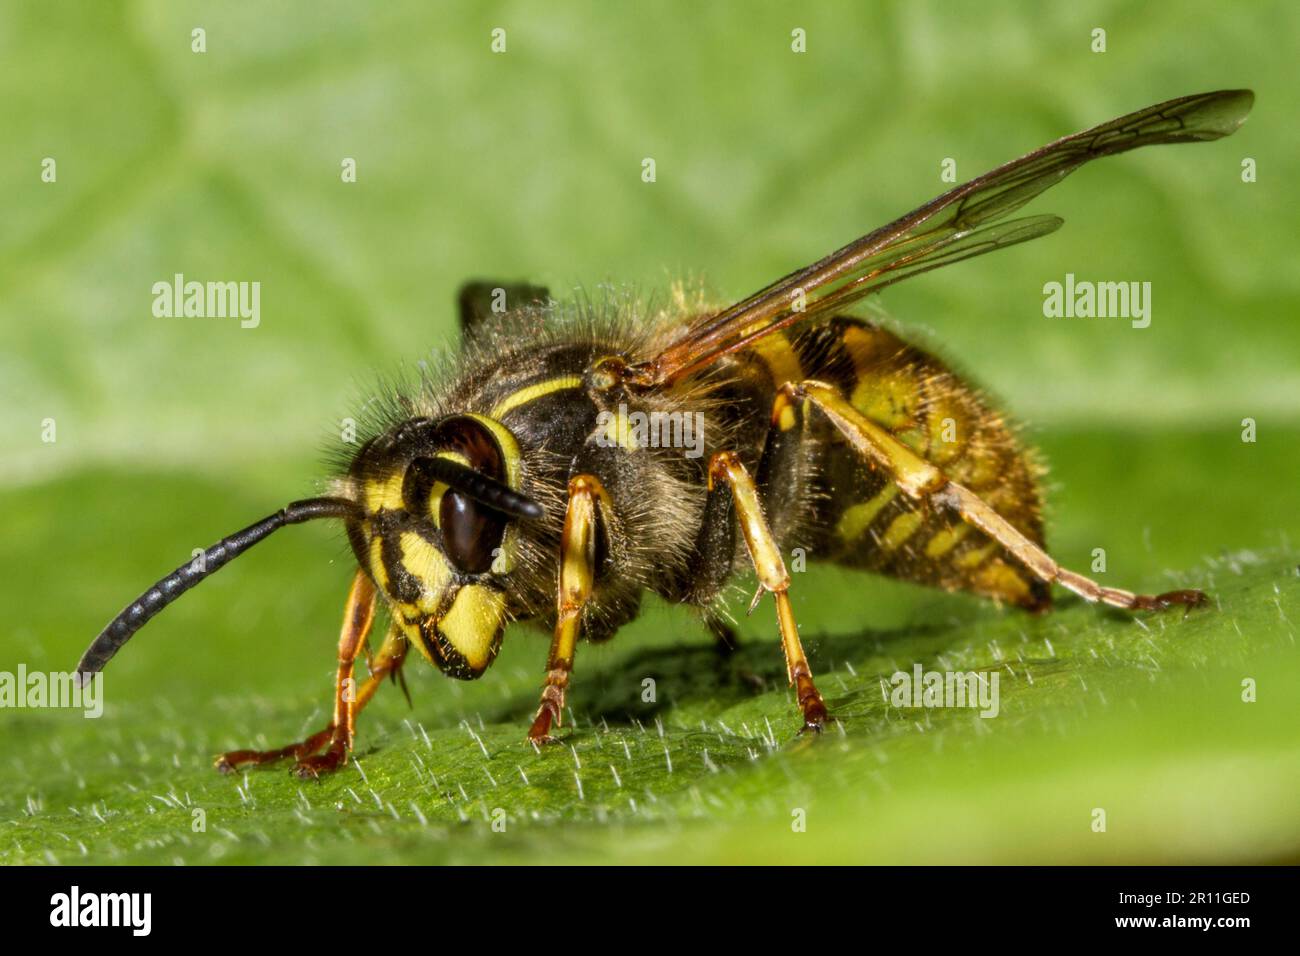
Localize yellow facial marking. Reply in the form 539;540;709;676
491;376;584;418
367;536;390;592
420;451;471;529
836;484;899;542
464;414;522;488
493;527;518;574
402;619;432;662
363;473;406;513
398;531;452;613
439;585;507;671
436;451;470;468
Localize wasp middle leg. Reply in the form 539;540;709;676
216;569;409;777
708;451;830;732
779;380;1208;612
527;474;607;744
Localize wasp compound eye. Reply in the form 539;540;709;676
401;417;544;573
440;486;507;574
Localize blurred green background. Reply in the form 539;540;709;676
1;1;1297;865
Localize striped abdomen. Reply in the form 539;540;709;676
745;317;1050;610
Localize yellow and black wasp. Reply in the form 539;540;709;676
78;90;1251;776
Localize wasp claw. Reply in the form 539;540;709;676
1153;588;1209;609
294;747;348;778
798;705;834;735
1131;588;1210;611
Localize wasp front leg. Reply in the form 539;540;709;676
527;474;607;744
780;381;1208;612
708;451;831;732
216;568;409;777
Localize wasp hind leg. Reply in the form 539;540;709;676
527;475;606;744
779;381;1208;612
216;569;409;777
708;451;830;733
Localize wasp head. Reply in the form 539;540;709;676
347;414;544;680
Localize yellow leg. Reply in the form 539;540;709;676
216;570;410;777
709;451;830;731
778;381;1208;612
527;474;607;744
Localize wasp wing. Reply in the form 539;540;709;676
630;89;1253;386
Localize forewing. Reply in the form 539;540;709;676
630;89;1253;386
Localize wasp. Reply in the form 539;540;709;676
78;90;1251;776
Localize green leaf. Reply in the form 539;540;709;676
3;426;1298;864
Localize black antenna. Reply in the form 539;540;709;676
408;456;544;520
76;497;359;681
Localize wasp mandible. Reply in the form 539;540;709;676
78;90;1252;776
